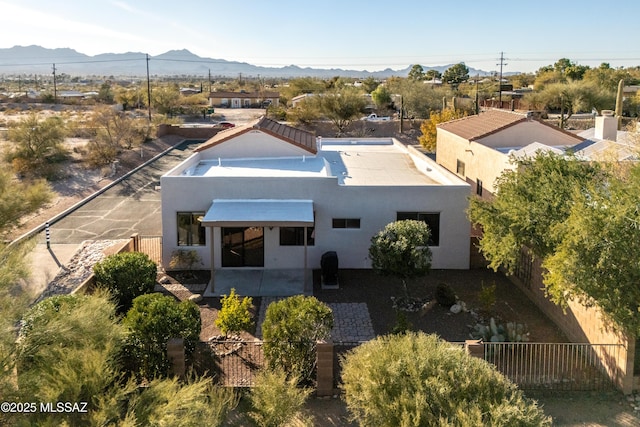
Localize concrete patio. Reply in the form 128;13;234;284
203;268;312;297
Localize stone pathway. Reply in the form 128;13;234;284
256;297;375;343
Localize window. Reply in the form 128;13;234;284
177;212;205;246
476;178;483;196
332;218;360;229
280;227;315;246
456;159;465;177
396;212;440;246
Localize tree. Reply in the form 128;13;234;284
341;332;551;427
408;64;425;81
215;287;254;337
97;82;114;103
536;81;613;128
418;108;467;152
261;295;333;383
4;113;67;178
93;251;157;314
371;84;392;109
151;83;181;116
442;62;470;89
86;106;149;165
385;77;452;119
425;69;442;81
360;76;380;94
368;220;432;280
316;86;367;135
122;293;201;379
543;163;640;334
468;152;603;274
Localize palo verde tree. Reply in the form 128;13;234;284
341;332;551;427
261;295;333;383
316;86;367;135
4;113;67;178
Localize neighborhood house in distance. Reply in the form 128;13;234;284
161;117;470;295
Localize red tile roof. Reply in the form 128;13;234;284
195;116;317;154
437;109;529;140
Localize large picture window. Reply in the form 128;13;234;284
177;212;205;246
280;227;315;246
396;212;440;246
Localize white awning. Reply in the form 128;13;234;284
201;199;314;227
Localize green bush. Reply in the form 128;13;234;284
249;369;312;427
122;293;201;379
93;251;157;313
215;288;253;337
262;295;333;383
341;332;551;427
369;220;432;279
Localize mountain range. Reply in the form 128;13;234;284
0;45;495;79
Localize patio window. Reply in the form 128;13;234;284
280;227;315;246
396;212;440;246
177;212;205;246
332;218;360;229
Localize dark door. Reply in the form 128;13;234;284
221;227;264;267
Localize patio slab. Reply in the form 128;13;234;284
203;269;312;297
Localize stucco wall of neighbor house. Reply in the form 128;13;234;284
436;130;514;195
160;173;470;270
476;121;580;149
198;131;312;159
508;254;635;394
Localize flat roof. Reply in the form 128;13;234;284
181;139;442;186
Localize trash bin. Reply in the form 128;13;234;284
321;251;339;289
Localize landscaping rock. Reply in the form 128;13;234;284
188;293;203;303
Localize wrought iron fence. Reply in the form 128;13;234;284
206;340;265;387
483;342;623;391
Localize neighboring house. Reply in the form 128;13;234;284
209;91;279;108
291;93;314;108
436;109;584;198
573;111;639;161
161;117;470;292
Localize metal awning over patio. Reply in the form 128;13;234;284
201;199;314;227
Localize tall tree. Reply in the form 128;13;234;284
442;62;470;89
425;69;442;81
316;86;366;135
468;152;603;273
408;64;425;81
544;163;640;334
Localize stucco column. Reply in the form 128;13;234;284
209;226;215;293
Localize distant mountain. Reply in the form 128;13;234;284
0;45;495;78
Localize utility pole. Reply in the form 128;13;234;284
52;63;57;103
475;74;480;115
208;68;211;92
497;52;507;107
146;54;152;121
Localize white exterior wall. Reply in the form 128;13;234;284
478;121;580;149
161;171;470;270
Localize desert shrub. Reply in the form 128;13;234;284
435;282;457;307
215;288;253;337
341;332;551;427
93;251;157;313
249;369;312;427
478;281;497;313
169;249;202;273
369;220;432;279
121;293;201;379
261;295;333;383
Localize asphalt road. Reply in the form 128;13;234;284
48;140;202;244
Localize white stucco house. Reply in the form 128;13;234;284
161;117;470;293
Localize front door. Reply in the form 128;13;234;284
221;227;264;267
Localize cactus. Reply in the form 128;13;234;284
470;317;530;342
615;79;624;130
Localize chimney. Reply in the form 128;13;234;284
595;110;617;141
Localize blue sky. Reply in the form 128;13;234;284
1;0;639;74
